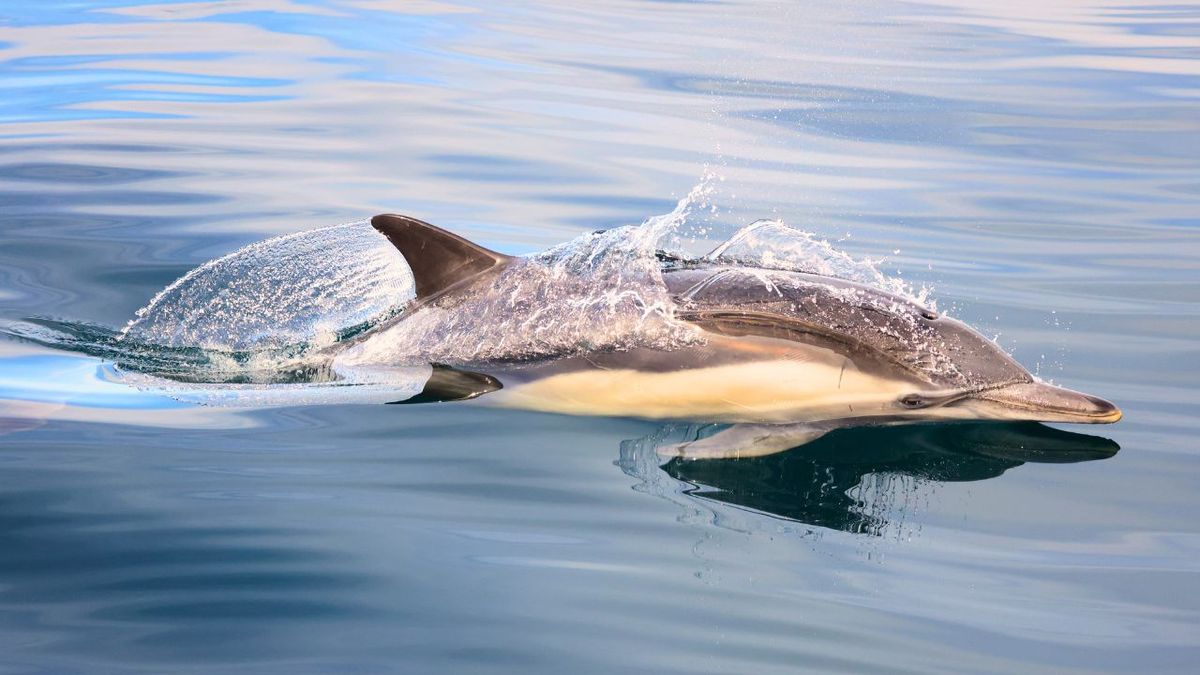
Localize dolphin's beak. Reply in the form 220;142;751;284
972;382;1122;424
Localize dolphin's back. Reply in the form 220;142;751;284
663;264;1032;392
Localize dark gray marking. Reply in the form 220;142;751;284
663;265;1030;391
390;365;502;404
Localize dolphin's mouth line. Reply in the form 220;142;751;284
973;381;1124;423
993;398;1124;422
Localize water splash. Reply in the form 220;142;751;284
705;219;935;309
337;181;721;367
115;365;431;407
2;318;211;377
1;220;418;404
122;220;413;354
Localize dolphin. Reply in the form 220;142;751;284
351;214;1121;459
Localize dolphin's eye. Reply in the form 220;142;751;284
920;309;938;320
899;394;926;409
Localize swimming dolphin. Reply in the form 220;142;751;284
357;214;1121;459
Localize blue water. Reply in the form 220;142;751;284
1;1;1199;672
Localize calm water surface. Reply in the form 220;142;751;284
1;1;1199;672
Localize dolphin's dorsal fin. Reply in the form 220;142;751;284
371;214;512;301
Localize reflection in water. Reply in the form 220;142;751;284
0;0;1196;670
620;422;1118;536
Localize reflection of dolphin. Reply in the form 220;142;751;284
360;215;1120;458
621;422;1119;535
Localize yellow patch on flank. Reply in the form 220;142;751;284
494;359;914;424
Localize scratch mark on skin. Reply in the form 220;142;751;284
582;355;611;371
838;361;846;389
719;397;758;413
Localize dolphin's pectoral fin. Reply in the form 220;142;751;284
388;365;502;404
658;423;830;460
371;214;512;301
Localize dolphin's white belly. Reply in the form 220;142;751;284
492;358;914;424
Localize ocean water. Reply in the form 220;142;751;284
1;1;1198;673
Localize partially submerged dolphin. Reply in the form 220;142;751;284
351;214;1121;458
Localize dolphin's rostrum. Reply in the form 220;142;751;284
358;214;1121;459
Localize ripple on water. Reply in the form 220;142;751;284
0;0;1197;672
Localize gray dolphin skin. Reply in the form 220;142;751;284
368;214;1121;459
